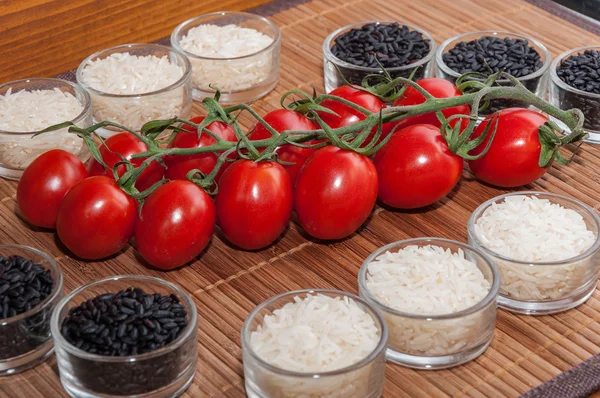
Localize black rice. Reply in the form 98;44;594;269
332;23;430;69
60;287;193;395
61;287;187;356
0;255;54;320
556;49;600;94
555;49;600;131
0;255;56;361
442;36;545;113
329;22;431;86
442;36;543;77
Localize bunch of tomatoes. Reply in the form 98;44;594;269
16;78;555;270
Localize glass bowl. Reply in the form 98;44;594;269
0;78;92;180
550;46;600;144
76;43;193;136
323;22;436;93
0;245;64;375
358;238;499;370
436;31;551;115
468;192;600;315
171;12;281;104
241;289;388;398
51;275;197;398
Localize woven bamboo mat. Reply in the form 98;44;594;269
2;0;600;397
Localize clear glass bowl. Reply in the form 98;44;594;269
436;31;551;115
0;78;92;180
51;275;197;398
76;43;193;136
171;12;281;104
323;22;436;93
358;238;499;370
468;192;600;315
241;289;388;398
0;245;64;375
549;46;600;144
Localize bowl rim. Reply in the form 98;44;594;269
358;237;500;320
76;43;192;98
50;275;197;362
467;191;600;266
170;11;281;61
0;244;64;324
322;21;437;73
550;46;600;99
241;288;388;378
0;78;92;136
435;30;551;83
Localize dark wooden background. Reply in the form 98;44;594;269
0;0;272;82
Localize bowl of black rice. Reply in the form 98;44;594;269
436;31;551;114
0;244;63;375
51;275;197;398
323;21;436;93
550;46;600;144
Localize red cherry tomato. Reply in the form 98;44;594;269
17;149;87;229
216;160;292;250
391;78;470;131
318;86;390;146
295;146;378;240
468;108;550;188
374;124;464;209
248;109;318;184
87;133;164;192
318;86;385;128
164;116;237;181
56;176;137;260
135;180;215;270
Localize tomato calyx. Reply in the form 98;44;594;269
537;119;586;167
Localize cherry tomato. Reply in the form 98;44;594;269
248;109;318;184
295;146;378;240
56;176;137;260
468;108;550;188
164;116;237;181
318;86;384;128
17;149;87;229
374;124;464;209
135;180;215;270
318;86;391;147
216;160;292;250
391;78;470;131
87;133;164;192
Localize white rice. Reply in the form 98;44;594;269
250;293;379;372
179;24;274;92
80;52;190;132
0;88;87;169
247;293;383;398
473;195;597;300
365;245;493;356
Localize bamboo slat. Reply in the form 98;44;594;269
1;0;600;397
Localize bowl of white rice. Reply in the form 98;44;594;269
0;78;92;180
241;289;387;398
358;238;500;370
171;11;280;104
468;192;600;315
76;43;192;135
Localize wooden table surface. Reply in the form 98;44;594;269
2;0;600;397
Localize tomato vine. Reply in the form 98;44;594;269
41;70;587;199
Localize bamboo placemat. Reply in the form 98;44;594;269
2;0;600;397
